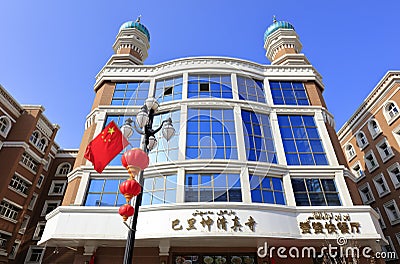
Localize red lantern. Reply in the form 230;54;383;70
119;204;134;221
119;179;141;202
121;148;149;178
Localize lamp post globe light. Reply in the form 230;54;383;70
119;97;175;264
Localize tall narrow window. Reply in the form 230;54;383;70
385;102;399;120
364;151;379;172
384;200;400;225
186;109;237;160
30;131;40;145
270;81;309;105
188;75;232;99
376;138;394;162
148;111;180;164
278;115;328;165
356;132;368;148
373;174;390;197
237;76;265;103
358;183;375;204
241;111;276;163
344;144;356;160
388;163;400;189
0;116;11;136
368;119;381;138
155;76;183;103
351;162;365;179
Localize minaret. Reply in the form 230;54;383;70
263;16;310;65
108;16;150;65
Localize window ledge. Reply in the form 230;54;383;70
359;143;369;150
363;199;375;205
347;154;356;162
8;186;28;198
378;191;391;198
355;174;366;182
19;162;38;175
0;215;17;224
371;131;382;140
390;218;400;226
387;113;400;126
0;250;7;256
382;153;395;163
367;165;379;173
48;193;64;196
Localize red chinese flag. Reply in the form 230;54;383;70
84;121;129;173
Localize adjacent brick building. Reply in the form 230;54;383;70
0;84;77;263
338;71;400;262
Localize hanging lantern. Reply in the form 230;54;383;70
119;204;134;221
119;179;141;202
121;148;149;178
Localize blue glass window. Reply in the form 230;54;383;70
291;178;341;206
186;109;237;160
142;175;177;205
278;115;328;165
148;111;180;164
111;82;150;106
155;76;183;103
104;116;141;166
188;74;232;99
185;173;241;202
249;175;285;204
270;81;309;105
241;111;277;163
84;178;126;206
237;76;265;103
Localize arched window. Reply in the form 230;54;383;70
384;102;399;122
356;132;368;148
37;138;47;151
368;119;381;138
345;144;356;160
30;131;40;145
0;116;12;136
56;163;71;176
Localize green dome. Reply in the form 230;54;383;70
119;19;150;42
264;18;295;42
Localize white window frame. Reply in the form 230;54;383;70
372;173;390;197
20;152;39;174
19;215;30;234
55;162;72;176
41;200;61;216
358;182;375;204
393;125;400;147
29;130;41;146
0;230;11;256
384;200;400;225
382;236;398;260
0;115;12;138
43;157;51;172
8;173;32;197
356;131;369;149
351;161;365;180
0;199;22;223
367;119;382;139
388;162;400;189
374;207;386;229
8;239;20;260
32;221;46;240
36;175;45;188
28;193;38;210
48;180;67;196
344;143;356;161
364;150;379;173
376;137;394;163
24;245;45;264
384;101;400;125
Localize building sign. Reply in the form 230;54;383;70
172;210;256;232
299;212;361;235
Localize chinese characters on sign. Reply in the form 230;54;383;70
172;210;256;232
299;212;361;235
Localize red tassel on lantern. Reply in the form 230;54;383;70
119;204;134;221
119;179;141;202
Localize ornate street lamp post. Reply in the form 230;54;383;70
118;97;175;264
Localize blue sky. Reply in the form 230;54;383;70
0;1;399;148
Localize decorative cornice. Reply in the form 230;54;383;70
94;56;324;91
2;141;29;150
338;71;400;140
0;84;23;118
55;149;78;158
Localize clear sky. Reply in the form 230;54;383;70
0;1;399;148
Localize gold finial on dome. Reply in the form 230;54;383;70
273;15;277;23
136;15;141;23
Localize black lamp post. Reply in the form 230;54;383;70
120;97;175;264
